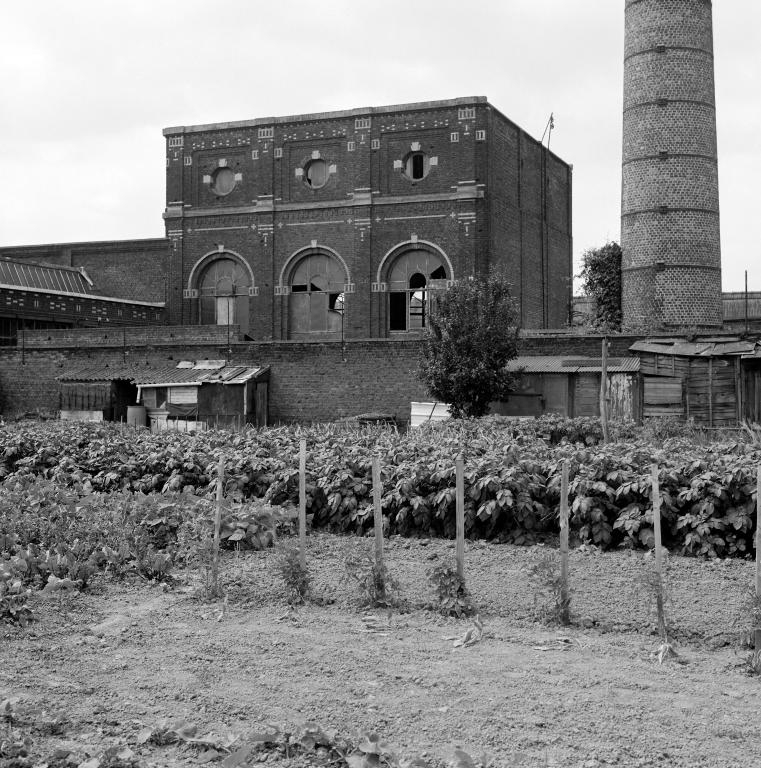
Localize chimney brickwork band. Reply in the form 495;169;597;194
621;0;722;328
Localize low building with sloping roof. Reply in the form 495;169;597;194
630;337;761;426
0;257;166;346
57;360;269;428
494;355;641;420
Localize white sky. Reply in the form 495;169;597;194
0;1;758;292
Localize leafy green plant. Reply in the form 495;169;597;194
636;549;672;640
578;241;622;330
343;549;399;608
276;544;311;605
0;563;34;626
419;271;519;418
427;560;474;618
526;549;571;625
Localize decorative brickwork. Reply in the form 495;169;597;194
621;0;722;329
164;98;573;335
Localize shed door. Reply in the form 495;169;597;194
543;375;569;415
574;374;600;417
643;376;683;418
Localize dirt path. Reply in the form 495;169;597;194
3;536;761;767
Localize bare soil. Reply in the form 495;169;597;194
3;534;761;768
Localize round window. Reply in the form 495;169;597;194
403;151;430;181
304;159;329;189
211;167;236;196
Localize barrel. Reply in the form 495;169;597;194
126;405;147;427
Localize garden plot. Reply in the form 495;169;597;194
2;537;761;768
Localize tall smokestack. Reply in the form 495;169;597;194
621;0;722;328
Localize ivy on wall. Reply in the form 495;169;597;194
579;242;622;331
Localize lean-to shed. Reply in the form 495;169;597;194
496;356;641;420
630;338;761;426
58;360;270;428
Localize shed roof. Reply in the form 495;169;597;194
58;361;268;386
629;339;761;357
0;258;93;294
506;356;640;374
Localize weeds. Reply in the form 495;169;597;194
526;549;571;625
344;548;399;609
427;560;474;618
636;549;671;640
277;544;311;605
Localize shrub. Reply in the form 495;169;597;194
427;560;474;617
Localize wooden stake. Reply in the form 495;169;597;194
372;455;384;569
756;465;761;650
600;337;610;444
559;460;570;625
455;454;465;579
211;455;224;597
299;438;307;569
652;463;666;641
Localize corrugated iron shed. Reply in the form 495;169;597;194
506;356;640;374
58;361;268;386
0;258;93;295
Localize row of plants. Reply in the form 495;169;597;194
1;417;760;560
0;476;289;625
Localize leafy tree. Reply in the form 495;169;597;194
420;272;519;418
579;241;622;330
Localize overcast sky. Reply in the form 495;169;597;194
1;1;758;292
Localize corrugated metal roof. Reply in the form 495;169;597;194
630;339;759;357
58;362;267;385
506;356;640;374
0;259;93;294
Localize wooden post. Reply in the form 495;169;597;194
211;455;224;597
756;464;761;650
299;438;307;569
652;463;666;641
708;358;714;428
559;460;570;625
372;455;384;569
455;454;465;579
600;337;610;443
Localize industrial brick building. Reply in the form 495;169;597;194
0;97;573;343
162;97;572;338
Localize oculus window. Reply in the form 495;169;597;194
403;151;430;181
304;159;329;189
210;167;236;196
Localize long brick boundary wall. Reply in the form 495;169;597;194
0;328;659;423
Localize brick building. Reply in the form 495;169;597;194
0;257;166;346
163;97;573;339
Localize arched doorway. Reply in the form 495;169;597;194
386;249;448;332
197;257;251;335
287;251;346;340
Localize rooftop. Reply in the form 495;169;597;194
164;96;488;136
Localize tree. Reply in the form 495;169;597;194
419;272;520;418
579;241;622;330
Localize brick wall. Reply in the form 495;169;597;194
1;327;645;422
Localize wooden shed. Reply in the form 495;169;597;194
58;360;270;429
630;338;761;426
496;356;641;420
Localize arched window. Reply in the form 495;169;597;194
197;257;251;334
288;252;346;339
387;249;448;332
